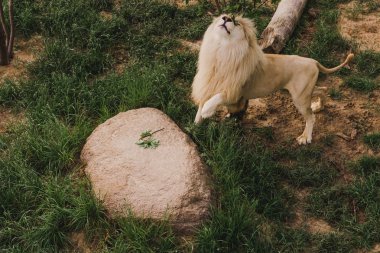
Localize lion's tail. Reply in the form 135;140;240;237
317;53;354;74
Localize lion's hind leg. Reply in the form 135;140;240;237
287;74;318;145
295;106;315;145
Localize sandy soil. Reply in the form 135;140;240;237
69;232;93;253
216;74;379;160
0;108;23;133
171;0;199;9
286;187;335;234
339;1;380;52
179;39;202;52
0;35;43;81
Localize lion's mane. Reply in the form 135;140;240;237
191;16;265;105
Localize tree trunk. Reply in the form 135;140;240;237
0;26;8;65
0;0;8;45
7;0;14;59
0;0;8;66
0;0;8;65
259;0;308;54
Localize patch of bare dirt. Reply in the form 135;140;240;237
179;39;202;52
166;0;198;9
287;188;335;234
306;218;334;234
113;0;121;11
217;74;379;160
0;108;24;133
69;232;93;253
339;1;380;51
371;244;380;253
357;243;380;253
100;11;113;21
101;45;130;76
287;188;309;227
0;35;43;81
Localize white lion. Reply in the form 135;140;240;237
192;14;353;144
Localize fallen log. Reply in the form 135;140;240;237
259;0;308;53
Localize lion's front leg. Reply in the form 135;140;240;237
194;105;203;124
201;93;225;119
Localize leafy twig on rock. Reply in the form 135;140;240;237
139;128;164;140
136;138;160;149
136;128;164;149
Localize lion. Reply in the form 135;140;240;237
192;14;354;145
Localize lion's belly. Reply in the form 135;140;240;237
242;81;283;99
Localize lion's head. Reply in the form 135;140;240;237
191;14;264;105
208;14;258;44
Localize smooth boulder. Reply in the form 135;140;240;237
81;108;211;234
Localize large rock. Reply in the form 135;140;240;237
81;108;211;234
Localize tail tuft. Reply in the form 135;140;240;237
317;53;354;74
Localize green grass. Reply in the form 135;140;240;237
345;76;378;92
328;87;343;100
0;0;379;252
365;0;380;12
363;133;380;151
352;156;380;177
304;155;380;250
355;51;380;78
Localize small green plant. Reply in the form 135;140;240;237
251;126;275;141
363;132;380;151
328;87;342;100
345;76;377;92
136;138;160;149
352;155;380;177
322;134;335;146
139;130;154;139
136;129;163;149
356;51;380;78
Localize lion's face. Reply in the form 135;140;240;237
212;14;245;41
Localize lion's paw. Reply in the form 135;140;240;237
297;134;311;145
